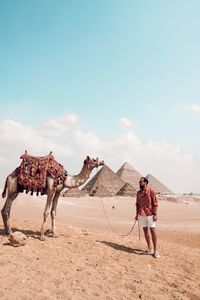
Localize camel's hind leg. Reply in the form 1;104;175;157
1;176;18;235
51;192;60;238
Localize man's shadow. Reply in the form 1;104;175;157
97;240;145;255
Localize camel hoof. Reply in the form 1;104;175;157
39;235;46;241
45;229;53;237
52;232;59;238
4;231;11;236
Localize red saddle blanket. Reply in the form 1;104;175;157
15;152;67;194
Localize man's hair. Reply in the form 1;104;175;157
141;176;148;184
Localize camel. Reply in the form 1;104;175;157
1;155;104;240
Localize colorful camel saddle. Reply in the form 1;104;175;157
13;151;68;195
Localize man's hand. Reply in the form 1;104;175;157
153;214;157;222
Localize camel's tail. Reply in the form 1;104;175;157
2;177;8;198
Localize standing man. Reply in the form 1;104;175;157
135;177;160;258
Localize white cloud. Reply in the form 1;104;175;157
104;132;200;194
39;114;79;137
120;117;135;128
188;104;200;113
0;119;72;181
74;129;106;157
0;116;200;194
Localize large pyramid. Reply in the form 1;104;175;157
82;165;125;196
146;174;173;194
116;162;142;191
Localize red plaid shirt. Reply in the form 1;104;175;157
136;187;158;216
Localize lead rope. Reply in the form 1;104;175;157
100;197;137;237
95;167;140;238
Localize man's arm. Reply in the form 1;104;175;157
151;189;158;221
135;192;139;220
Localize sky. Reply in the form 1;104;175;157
0;0;200;193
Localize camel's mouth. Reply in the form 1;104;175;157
95;159;105;167
98;160;105;166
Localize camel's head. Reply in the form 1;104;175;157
84;156;104;170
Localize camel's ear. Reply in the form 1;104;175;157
84;156;89;164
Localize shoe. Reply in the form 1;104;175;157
153;251;160;259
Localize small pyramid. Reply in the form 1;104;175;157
82;165;125;196
61;187;87;197
116;162;142;190
146;174;173;194
116;182;136;197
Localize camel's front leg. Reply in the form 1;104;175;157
40;192;54;241
1;192;18;235
51;192;60;238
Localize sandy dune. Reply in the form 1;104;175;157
0;193;200;300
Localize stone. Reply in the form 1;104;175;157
8;231;27;247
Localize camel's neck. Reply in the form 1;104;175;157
64;164;95;188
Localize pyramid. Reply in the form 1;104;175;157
146;174;173;194
116;182;136;197
82;165;126;196
116;162;142;190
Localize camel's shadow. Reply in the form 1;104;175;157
97;240;145;255
0;227;41;238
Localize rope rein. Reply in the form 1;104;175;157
95;167;139;237
100;197;137;237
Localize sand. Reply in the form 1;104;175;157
0;193;200;300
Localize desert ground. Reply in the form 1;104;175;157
0;191;200;300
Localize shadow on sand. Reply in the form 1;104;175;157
97;240;145;255
0;227;41;238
